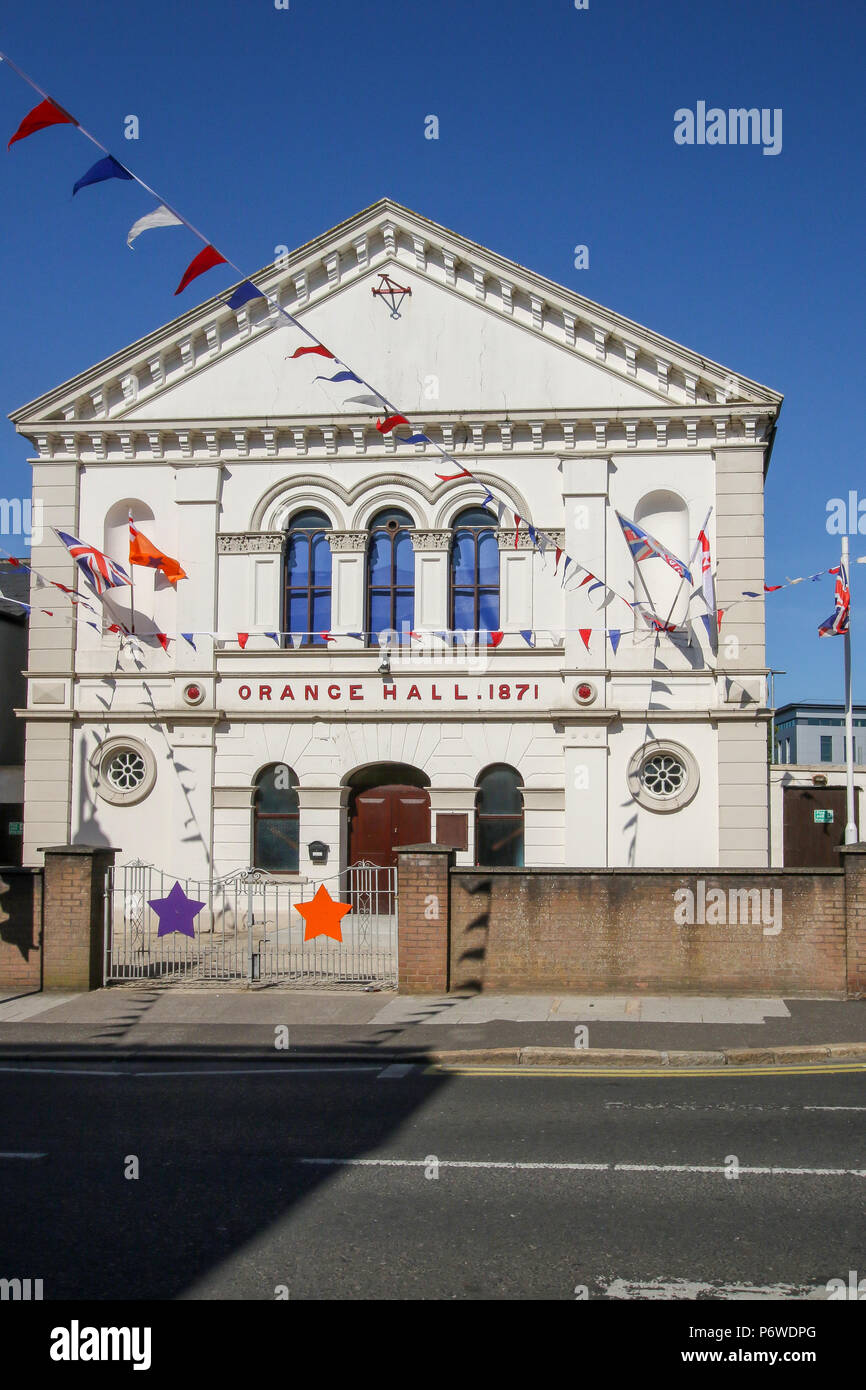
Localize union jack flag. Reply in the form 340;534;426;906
818;562;850;637
54;529;130;596
637;606;679;633
615;511;693;584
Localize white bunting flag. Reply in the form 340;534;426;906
127;204;183;248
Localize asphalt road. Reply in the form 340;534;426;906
0;1061;864;1300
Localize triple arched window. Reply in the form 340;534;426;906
253;764;300;873
475;764;524;867
280;503;504;643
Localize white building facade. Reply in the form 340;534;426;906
11;200;782;881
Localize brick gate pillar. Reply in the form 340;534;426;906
41;846;117;991
840;843;866;998
395;844;453;994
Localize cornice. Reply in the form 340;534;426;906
22;408;774;465
10;199;782;436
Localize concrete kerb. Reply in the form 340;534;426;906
0;1043;865;1066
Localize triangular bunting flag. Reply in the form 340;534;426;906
265;632;280;644
126;204;182;247
174;244;227;296
9;98;77;149
181;632;196;650
608;629;621;654
520;630;535;647
156;633;169;651
72;154;132;197
288;344;335;360
579;629;592;651
227;280;265;309
488;631;505;647
237;633;249;649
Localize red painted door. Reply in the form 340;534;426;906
349;785;430;879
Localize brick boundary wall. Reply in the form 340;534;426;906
397;844;866;997
396;844;454;993
0;867;42;993
41;846;117;992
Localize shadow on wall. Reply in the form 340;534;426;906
73;735;112;850
450;873;492;994
0;870;36;960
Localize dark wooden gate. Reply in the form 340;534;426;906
783;785;860;867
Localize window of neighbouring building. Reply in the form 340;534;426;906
820;736;833;763
475;764;524;868
283;510;332;647
253;765;300;873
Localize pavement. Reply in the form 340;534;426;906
0;986;865;1064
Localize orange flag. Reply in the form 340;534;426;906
129;519;187;585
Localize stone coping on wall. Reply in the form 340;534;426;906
451;865;845;877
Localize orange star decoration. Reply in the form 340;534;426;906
294;884;352;944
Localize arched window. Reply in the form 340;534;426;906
475;764;524;867
283;510;332;647
253;765;300;872
366;507;415;646
632;490;690;629
451;506;499;635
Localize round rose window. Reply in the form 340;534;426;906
640;753;686;798
105;749;147;792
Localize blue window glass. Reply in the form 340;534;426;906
366;508;415;645
450;507;500;634
284;510;332;647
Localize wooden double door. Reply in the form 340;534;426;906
348;784;431;890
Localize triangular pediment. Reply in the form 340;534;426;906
11;198;782;436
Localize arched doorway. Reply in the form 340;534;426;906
347;763;430;874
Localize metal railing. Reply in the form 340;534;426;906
104;860;397;986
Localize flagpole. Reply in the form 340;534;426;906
661;506;713;633
128;510;135;635
843;535;857;843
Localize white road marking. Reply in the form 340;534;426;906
297;1157;866;1177
378;1063;415;1079
804;1106;866;1112
600;1277;825;1300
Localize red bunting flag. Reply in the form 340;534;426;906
174;244;227;296
156;633;169;651
488;631;504;647
579;629;592;650
513;514;521;548
237;632;249;649
435;466;473;482
8;98;77;150
579;572;594;587
554;547;562;573
321;631;336;643
376;415;410;435
288;344;335;360
717;609;725;632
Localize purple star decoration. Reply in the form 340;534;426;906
148;881;205;939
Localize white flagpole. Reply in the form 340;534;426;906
128;510;136;635
843;535;857;842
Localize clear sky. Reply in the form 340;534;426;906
0;0;862;704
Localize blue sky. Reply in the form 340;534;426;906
0;0;862;704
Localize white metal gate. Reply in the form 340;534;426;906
103;861;397;986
